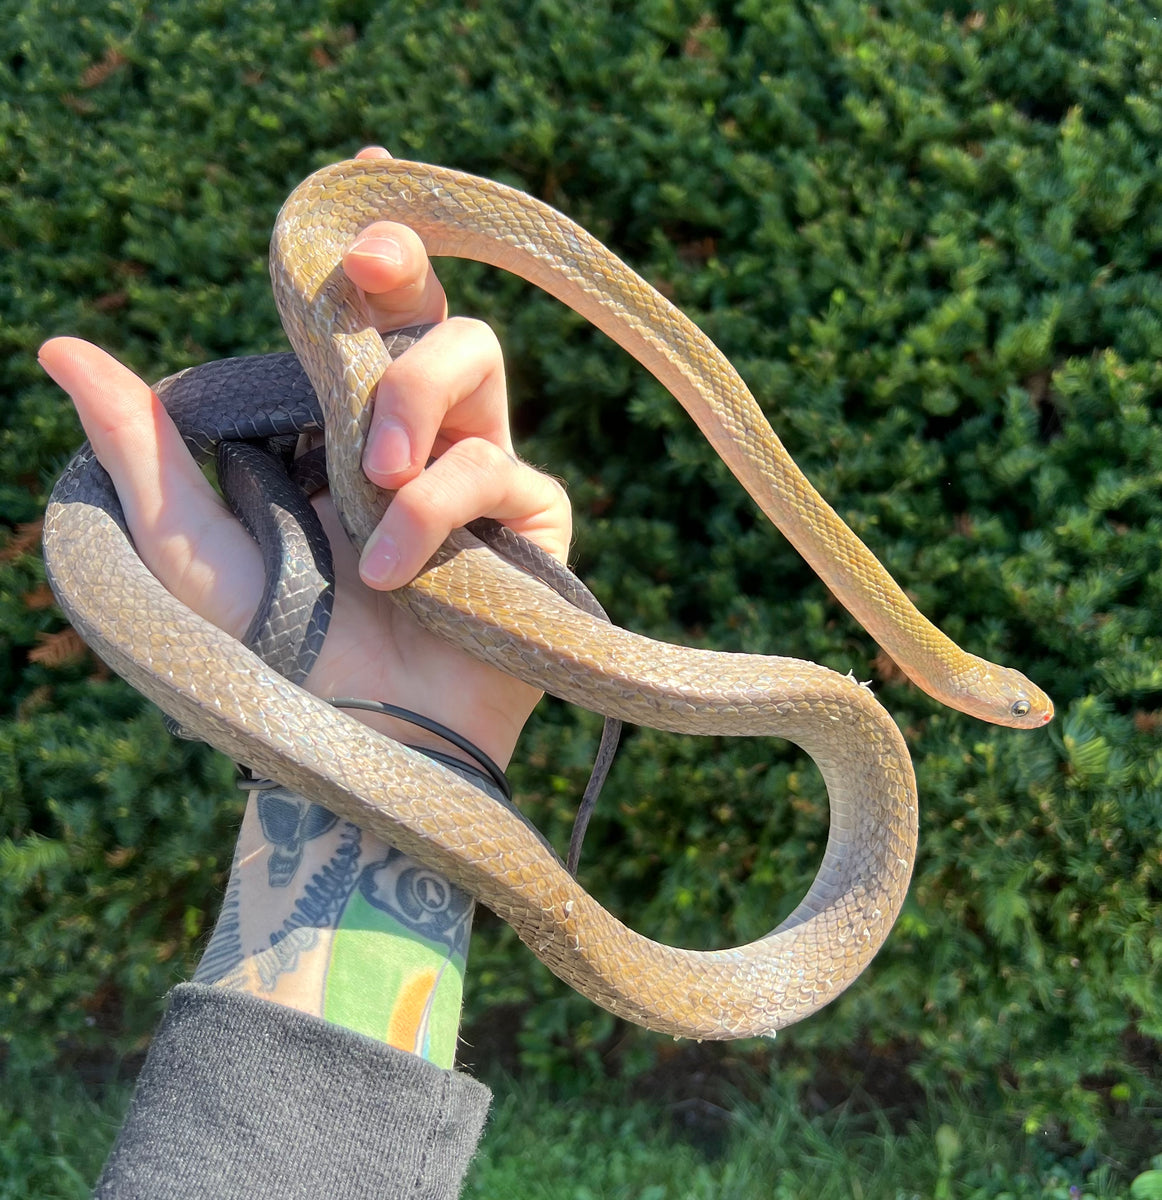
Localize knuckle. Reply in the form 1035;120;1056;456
383;484;441;547
442;314;497;346
442;316;504;367
456;435;507;472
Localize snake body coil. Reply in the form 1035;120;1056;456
43;160;1051;1038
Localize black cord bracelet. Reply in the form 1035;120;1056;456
327;697;512;800
236;697;512;802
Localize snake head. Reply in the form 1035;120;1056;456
956;659;1054;729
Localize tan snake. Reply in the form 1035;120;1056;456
43;159;1053;1039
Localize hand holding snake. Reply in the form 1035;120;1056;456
41;146;567;773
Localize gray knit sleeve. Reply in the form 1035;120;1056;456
93;983;492;1199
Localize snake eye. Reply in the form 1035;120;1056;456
1011;700;1031;719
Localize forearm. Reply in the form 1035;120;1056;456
194;766;482;1070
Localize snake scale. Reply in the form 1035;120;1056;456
43;159;1053;1038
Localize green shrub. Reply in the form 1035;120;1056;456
2;0;1159;1163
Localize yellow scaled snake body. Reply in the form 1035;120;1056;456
43;159;1053;1039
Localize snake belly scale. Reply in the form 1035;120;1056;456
43;159;1048;1038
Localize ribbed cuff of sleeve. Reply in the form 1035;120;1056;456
94;983;491;1200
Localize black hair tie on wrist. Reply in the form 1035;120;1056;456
326;697;512;801
236;698;511;803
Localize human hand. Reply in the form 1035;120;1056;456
41;146;571;1064
38;145;571;770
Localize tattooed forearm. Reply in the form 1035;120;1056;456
196;781;478;1066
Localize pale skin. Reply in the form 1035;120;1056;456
39;146;572;1068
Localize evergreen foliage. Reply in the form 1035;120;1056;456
1;0;1159;1168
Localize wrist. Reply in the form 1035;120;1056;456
295;673;533;777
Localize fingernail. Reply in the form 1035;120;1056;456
36;348;63;385
360;533;400;587
364;418;412;479
349;234;405;265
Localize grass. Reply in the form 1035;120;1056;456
3;1065;1156;1199
468;1083;1147;1200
